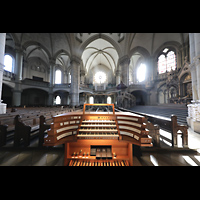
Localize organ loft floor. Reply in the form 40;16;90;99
1;127;200;166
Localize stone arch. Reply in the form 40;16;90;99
130;90;147;105
153;41;181;62
21;88;49;106
52;49;71;60
129;46;150;60
79;33;122;58
22;41;51;60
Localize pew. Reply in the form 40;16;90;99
38;115;51;147
0;124;8;147
0;106;80;147
14;115;31;147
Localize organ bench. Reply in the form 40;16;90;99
43;104;153;166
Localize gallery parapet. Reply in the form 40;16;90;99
54;83;71;88
21;78;50;87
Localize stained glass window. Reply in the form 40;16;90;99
158;49;176;74
166;51;176;72
158;54;166;74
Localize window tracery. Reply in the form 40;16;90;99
157;48;176;74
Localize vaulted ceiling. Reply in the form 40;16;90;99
6;33;189;71
81;38;119;73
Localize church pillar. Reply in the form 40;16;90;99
116;70;121;86
70;56;80;107
15;48;24;81
0;33;7;113
12;88;22;106
49;59;56;86
119;56;130;86
68;72;71;84
148;56;155;81
194;33;200;57
48;92;53;106
187;33;200;133
189;33;198;100
12;47;24;106
48;59;56;106
193;33;200;100
189;33;195;63
80;69;85;84
64;70;67;84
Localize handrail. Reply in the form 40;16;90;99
116;106;188;148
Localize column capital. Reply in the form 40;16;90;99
119;55;130;66
70;56;81;65
49;58;56;65
15;46;26;57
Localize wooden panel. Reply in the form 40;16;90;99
44;104;153;166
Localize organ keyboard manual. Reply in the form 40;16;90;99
43;104;153;166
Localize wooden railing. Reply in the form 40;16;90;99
116;107;188;148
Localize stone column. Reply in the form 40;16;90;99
0;33;7;113
48;59;56;106
49;59;56;86
47;92;53;106
12;88;22;106
119;56;130;86
188;34;197;100
70;56;80;106
80;69;85;84
189;33;195;63
15;48;24;81
64;70;67;84
148;56;155;81
115;69;121;86
194;33;200;100
12;47;24;106
194;33;200;57
68;72;71;84
187;33;200;132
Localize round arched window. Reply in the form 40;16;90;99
55;96;61;104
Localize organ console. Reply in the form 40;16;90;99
43;104;153;166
